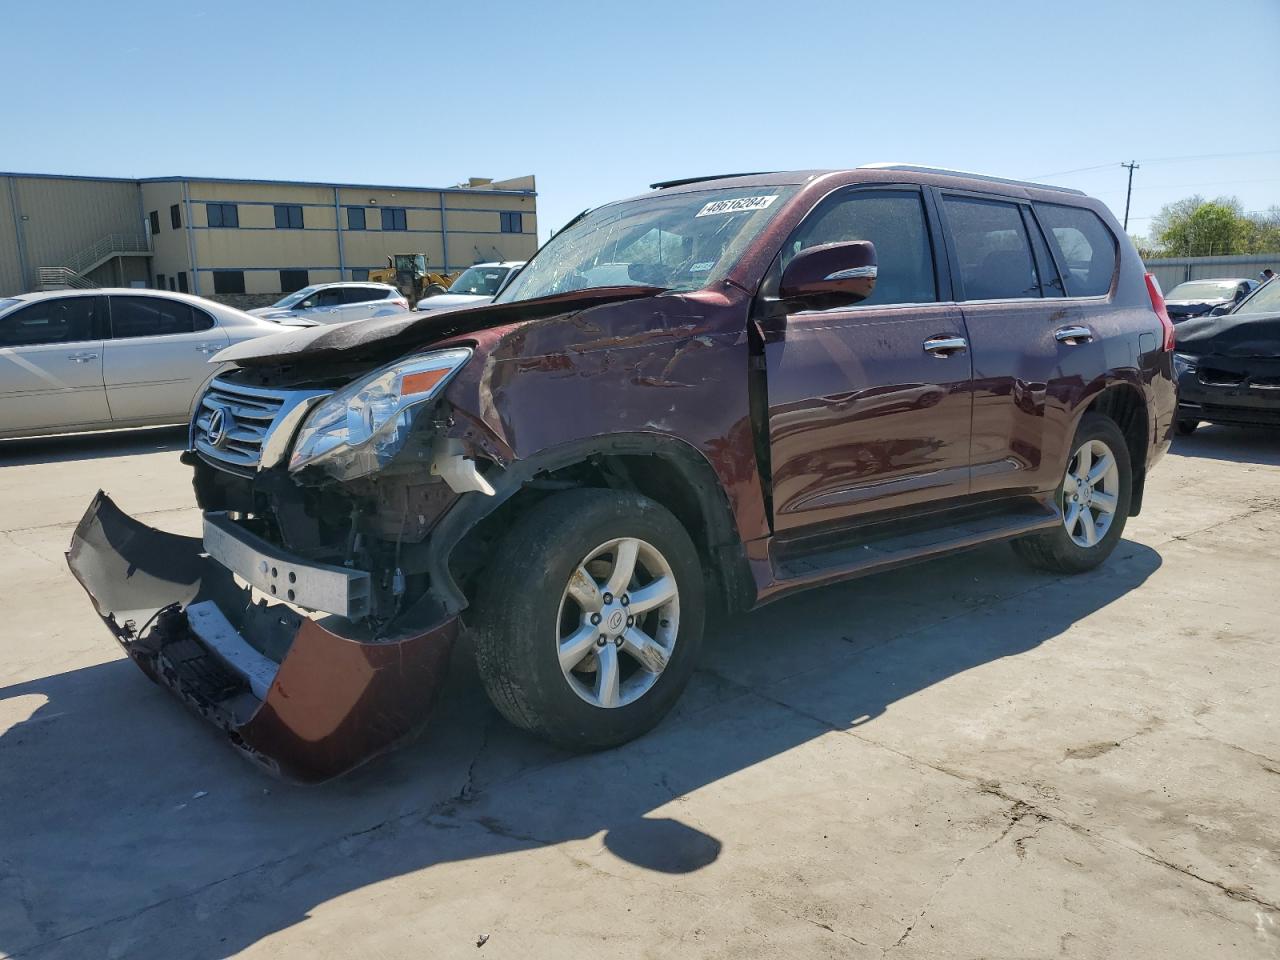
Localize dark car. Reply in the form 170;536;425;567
1173;277;1280;434
67;165;1177;781
1163;277;1258;321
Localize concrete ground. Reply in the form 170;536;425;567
0;424;1277;960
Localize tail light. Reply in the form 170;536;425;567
1145;272;1175;351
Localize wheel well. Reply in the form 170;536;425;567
448;450;754;616
1084;383;1149;515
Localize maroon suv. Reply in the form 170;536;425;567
68;165;1177;781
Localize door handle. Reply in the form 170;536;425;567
922;335;967;356
67;352;99;363
1054;325;1094;344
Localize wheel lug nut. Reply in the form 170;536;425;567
590;613;601;625
602;592;613;604
620;594;629;606
615;636;624;647
626;616;634;626
596;635;607;647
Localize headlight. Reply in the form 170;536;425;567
289;348;471;479
1172;352;1197;377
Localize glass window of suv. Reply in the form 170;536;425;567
1235;276;1280;315
342;286;382;304
784;189;938;306
316;289;344;307
497;185;799;303
1032;203;1117;297
0;297;99;347
943;197;1041;300
109;296;214;338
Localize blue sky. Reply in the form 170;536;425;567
3;0;1278;241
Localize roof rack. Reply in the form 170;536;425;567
857;163;1087;196
650;172;776;189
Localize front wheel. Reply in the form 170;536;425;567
1012;413;1132;574
1176;419;1199;436
471;488;705;750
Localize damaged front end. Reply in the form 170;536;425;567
67;492;458;783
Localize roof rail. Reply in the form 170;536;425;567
857;163;1087;196
650;172;776;189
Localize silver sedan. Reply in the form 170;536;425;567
0;289;287;439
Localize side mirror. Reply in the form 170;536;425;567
780;241;877;310
298;299;315;310
1210;303;1231;316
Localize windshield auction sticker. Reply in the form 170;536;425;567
694;195;779;217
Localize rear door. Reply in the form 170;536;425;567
103;295;228;423
937;192;1116;498
341;286;381;320
0;295;110;434
762;185;973;535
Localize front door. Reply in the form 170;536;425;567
103;295;228;423
0;295;110;435
762;186;973;535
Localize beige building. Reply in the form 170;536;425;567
1;172;538;298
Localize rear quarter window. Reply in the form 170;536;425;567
1033;203;1117;297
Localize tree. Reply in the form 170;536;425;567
1147;196;1280;257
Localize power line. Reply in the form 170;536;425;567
1030;149;1280;180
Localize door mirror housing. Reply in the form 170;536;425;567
1210;303;1232;316
780;241;877;310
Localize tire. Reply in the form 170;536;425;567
471;488;705;750
1175;419;1199;436
1012;413;1133;574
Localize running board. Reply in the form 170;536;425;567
765;502;1060;602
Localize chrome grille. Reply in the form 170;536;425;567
191;378;328;475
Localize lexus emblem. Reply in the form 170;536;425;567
206;406;232;448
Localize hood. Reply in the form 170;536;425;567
1166;298;1231;320
213;286;668;367
1175;309;1280;359
413;293;491;311
248;307;294;319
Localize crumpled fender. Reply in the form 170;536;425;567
66;491;457;783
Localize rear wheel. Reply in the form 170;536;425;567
1012;414;1132;574
471;489;705;749
1176;419;1199;436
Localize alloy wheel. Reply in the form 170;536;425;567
556;537;680;708
1061;437;1120;548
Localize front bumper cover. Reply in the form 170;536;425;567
65;491;457;783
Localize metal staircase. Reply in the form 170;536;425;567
36;234;152;290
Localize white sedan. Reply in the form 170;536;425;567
413;262;525;312
248;282;410;325
0;288;287;439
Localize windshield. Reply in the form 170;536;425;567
449;266;511;297
270;285;321;308
1236;278;1280;315
496;185;799;304
1166;280;1239;301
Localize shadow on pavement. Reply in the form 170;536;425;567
1169;424;1280;466
0;539;1162;958
0;427;188;468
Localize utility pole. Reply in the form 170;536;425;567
1121;161;1139;232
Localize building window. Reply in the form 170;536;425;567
347;207;366;230
351;268;370;281
381;207;407;231
149;210;160;235
500;211;523;234
155;273;166;290
207;203;239;228
212;270;246;294
274;204;304;229
280;269;309;292
168;277;177;291
177;272;189;293
170;204;182;229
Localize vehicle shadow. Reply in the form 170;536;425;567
0;539;1162;958
1170;424;1280;466
0;426;188;467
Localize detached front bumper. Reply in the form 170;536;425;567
1177;358;1280;428
65;492;458;783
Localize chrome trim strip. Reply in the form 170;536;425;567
823;266;878;281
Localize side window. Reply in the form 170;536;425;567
787;189;937;306
347;207;366;230
109;297;199;338
317;289;344;307
342;287;379;304
942;196;1040;300
1032;203;1117;297
0;298;99;347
